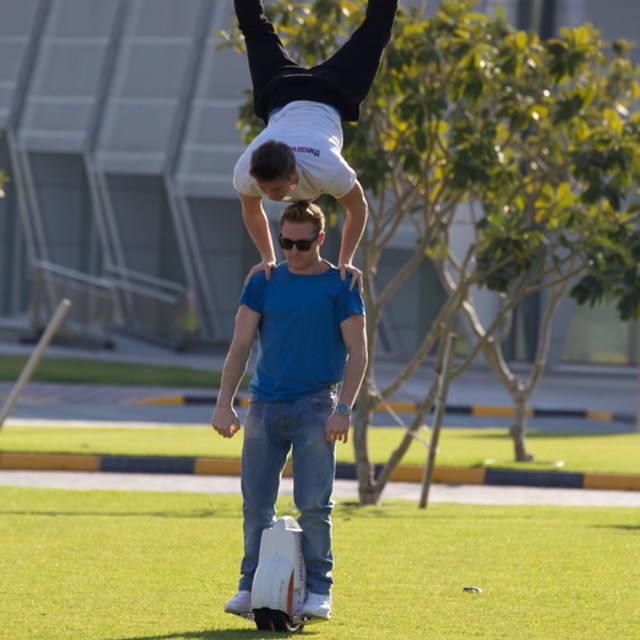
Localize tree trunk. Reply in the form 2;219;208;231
510;390;533;462
370;322;451;493
353;386;379;505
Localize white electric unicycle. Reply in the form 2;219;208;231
229;516;316;633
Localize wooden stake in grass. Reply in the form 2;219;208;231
0;298;71;429
420;331;457;509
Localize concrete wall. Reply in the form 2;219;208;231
0;0;636;362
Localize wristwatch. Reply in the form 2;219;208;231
336;403;352;417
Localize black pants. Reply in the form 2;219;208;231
234;0;397;124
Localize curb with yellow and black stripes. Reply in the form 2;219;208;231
1;451;639;492
130;393;636;424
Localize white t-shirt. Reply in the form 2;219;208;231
233;101;357;201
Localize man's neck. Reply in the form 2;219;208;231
287;258;329;276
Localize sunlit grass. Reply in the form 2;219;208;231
0;354;226;387
1;425;639;475
1;487;638;639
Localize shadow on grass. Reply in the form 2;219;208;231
474;430;634;440
110;628;320;639
595;524;640;533
0;510;222;518
332;501;428;519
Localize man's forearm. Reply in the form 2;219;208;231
217;344;251;406
241;199;277;263
339;207;367;265
337;182;368;265
339;344;368;407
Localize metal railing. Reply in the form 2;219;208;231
30;261;196;348
104;264;196;348
30;260;115;345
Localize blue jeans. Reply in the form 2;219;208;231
238;388;337;595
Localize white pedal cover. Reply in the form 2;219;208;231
251;516;306;617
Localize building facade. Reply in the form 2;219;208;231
0;0;637;365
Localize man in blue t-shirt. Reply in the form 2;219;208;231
212;201;367;621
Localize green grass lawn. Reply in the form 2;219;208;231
1;424;640;475
1;487;638;639
1;353;638;476
0;354;225;387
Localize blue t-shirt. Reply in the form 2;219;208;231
240;262;365;402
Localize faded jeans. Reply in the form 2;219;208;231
238;388;337;596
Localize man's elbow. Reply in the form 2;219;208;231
229;341;253;363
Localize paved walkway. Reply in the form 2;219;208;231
0;338;638;424
1;338;639;505
1;376;637;431
3;470;640;507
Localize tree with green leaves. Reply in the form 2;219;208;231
222;0;640;504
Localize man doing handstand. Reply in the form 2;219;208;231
232;0;398;285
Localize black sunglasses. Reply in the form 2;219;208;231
278;233;319;252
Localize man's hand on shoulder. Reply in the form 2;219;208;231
244;260;277;284
338;263;363;293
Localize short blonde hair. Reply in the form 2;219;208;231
280;201;325;235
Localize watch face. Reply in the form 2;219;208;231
337;403;351;416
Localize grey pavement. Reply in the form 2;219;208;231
0;336;638;431
3;470;640;507
1;336;640;508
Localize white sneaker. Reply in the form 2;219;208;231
224;590;252;615
301;591;332;619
